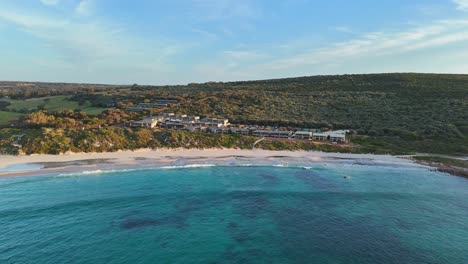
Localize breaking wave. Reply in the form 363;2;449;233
55;163;325;177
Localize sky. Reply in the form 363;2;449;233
0;0;468;84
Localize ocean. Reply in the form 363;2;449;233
0;163;467;263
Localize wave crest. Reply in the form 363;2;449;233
55;163;320;177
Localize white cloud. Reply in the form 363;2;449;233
0;13;122;62
0;6;184;84
454;0;468;11
76;0;94;16
40;0;60;6
191;18;468;82
333;26;354;34
0;10;67;28
2;1;468;84
257;19;468;71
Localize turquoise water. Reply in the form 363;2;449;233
1;164;467;263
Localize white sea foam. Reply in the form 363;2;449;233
56;164;218;176
54;163;321;177
56;168;142;177
159;164;217;170
273;164;288;167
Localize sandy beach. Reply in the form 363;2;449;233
0;148;421;178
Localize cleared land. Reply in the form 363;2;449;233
0;111;22;126
0;96;105;125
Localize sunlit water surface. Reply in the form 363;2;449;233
1;164;467;264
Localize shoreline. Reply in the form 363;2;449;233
411;159;468;179
0;148;424;178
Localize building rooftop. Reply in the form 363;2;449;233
254;130;292;134
294;131;313;135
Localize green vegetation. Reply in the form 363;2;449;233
5;95;105;114
117;73;468;155
0;111;22;126
0;96;105;126
0;73;467;155
0;127;361;155
350;136;467;155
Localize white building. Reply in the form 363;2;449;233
312;130;349;142
252;130;293;138
230;127;251;135
201;117;230;127
129;118;158;128
293;131;313;140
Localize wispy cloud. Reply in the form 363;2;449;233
192;17;468;82
2;1;468;84
0;9;120;62
0;10;67;28
0;5;184;84
40;0;60;6
453;0;468;11
259;19;468;71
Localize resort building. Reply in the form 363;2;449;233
160;121;186;130
252;130;293;138
129;118;158;128
186;125;207;132
157;113;176;119
201;118;230;128
154;113;229;132
293;131;313;140
128;112;349;144
138;102;168;108
230;127;251;136
312;130;348;142
208;126;230;134
154;99;178;104
181;115;200;123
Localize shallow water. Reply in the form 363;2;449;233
0;163;44;172
0;164;467;264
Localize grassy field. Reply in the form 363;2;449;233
0;96;105;125
6;96;105;115
0;111;22;126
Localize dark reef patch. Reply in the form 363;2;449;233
121;218;160;229
293;169;338;191
231;191;271;219
258;172;279;186
272;195;435;264
118;194;225;230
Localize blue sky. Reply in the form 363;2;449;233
0;0;468;84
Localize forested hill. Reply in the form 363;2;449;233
137;73;467;133
121;73;468;155
1;73;467;155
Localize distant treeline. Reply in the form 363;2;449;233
0;81;116;99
